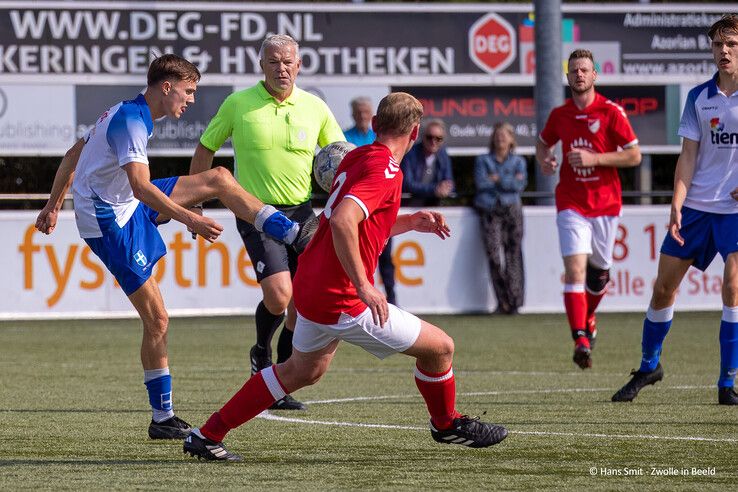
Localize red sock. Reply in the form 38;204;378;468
200;366;287;442
564;285;589;348
586;289;605;329
414;364;461;430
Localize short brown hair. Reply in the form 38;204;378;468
373;92;423;137
708;14;738;41
568;49;594;65
147;54;201;86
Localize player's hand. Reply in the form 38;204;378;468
669;206;684;246
567;147;598;168
357;283;388;327
188;205;203;239
35;206;58;235
410;211;451;239
190;214;223;243
540;154;558;175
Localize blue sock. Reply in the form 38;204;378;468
144;368;174;422
718;306;738;388
255;205;298;243
639;305;673;372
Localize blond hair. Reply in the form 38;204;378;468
373;92;424;137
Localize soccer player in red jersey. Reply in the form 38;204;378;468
536;49;641;369
183;92;508;461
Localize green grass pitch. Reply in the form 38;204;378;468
1;312;736;490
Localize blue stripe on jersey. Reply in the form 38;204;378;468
105;94;153;165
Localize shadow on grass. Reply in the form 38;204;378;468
0;459;186;466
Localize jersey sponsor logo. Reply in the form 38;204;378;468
588;118;601;134
569;137;596;178
701;105;718;111
134;249;147;267
468;13;516;74
385;158;400;179
710;117;738;147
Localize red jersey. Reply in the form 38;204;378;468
539;92;638;217
293;142;402;324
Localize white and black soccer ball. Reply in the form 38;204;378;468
313;141;357;192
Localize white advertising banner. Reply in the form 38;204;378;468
1;206;723;319
0;83;75;152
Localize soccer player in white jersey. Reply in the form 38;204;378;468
613;14;738;405
36;54;316;439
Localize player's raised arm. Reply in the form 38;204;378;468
35;137;86;235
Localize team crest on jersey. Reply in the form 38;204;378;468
384;157;400;179
588;118;601;134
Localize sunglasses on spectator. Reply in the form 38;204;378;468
424;135;444;143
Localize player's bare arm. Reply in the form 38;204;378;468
35;137;86;235
390;211;451;240
669;138;699;246
568;145;641;168
535;138;558;175
124;162;223;242
330;198;388;326
188;142;217;175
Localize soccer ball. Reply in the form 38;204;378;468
313;141;357;192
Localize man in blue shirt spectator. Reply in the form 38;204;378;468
400;119;455;207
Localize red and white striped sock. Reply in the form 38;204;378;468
414;364;461;431
200;365;287;443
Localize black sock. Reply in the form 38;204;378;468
254;301;284;353
276;326;294;363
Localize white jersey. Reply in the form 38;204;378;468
679;74;738;214
72;94;153;238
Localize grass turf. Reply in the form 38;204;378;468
0;312;736;490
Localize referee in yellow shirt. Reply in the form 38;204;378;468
189;34;344;410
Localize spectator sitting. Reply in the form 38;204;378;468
400;118;455;207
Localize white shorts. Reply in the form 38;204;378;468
556;209;619;269
293;304;422;360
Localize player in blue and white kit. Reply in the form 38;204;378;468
612;14;738;405
36;54;315;439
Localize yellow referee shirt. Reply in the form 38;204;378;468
200;81;345;205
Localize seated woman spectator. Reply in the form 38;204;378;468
474;122;527;315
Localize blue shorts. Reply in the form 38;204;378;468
85;177;179;296
660;206;738;271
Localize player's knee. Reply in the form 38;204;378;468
263;286;292;314
210;166;232;185
585;265;610;294
651;279;677;305
143;311;169;338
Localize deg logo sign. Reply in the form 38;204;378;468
468;13;517;74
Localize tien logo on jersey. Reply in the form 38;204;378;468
133;250;147;267
588;118;600;134
710;117;738;147
384;158;400;179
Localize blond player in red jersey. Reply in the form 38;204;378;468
536;49;641;369
183;92;508;461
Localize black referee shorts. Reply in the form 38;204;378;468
236;201;316;283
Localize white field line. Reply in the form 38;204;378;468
257;413;738;443
302;386;714;405
255;385;738;444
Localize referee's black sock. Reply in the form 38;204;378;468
254;301;284;354
276;326;294;364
